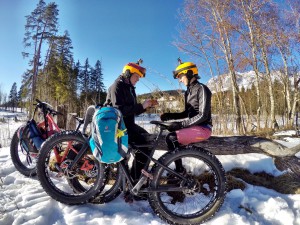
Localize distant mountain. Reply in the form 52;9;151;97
138;89;184;98
206;70;295;93
139;70;297;96
207;71;258;93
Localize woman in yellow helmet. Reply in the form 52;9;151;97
106;60;157;187
161;59;212;173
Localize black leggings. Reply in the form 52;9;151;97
165;132;184;172
127;124;151;181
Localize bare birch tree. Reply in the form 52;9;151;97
282;0;300;126
176;0;244;134
234;0;269;130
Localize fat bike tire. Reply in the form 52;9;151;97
91;163;123;204
148;146;227;225
37;131;106;205
10;127;37;177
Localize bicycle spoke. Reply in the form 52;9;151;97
37;131;107;205
148;146;226;224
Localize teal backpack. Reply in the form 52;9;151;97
89;106;128;164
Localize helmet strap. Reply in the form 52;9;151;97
124;70;132;78
186;70;194;86
122;70;134;85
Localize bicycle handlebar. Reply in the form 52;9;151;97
35;99;63;116
150;120;173;130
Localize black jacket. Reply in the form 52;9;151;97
106;76;145;129
169;80;212;127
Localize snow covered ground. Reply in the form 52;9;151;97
0;109;300;225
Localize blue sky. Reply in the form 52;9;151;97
0;0;209;96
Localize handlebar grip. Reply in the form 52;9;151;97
50;110;63;116
55;111;64;115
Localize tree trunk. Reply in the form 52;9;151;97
212;8;243;134
261;46;278;130
57;105;68;129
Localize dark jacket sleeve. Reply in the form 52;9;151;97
108;82;145;117
182;85;211;127
166;110;188;120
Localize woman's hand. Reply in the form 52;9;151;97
142;99;158;109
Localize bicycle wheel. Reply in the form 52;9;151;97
148;146;226;225
91;163;123;204
65;143;108;195
10;126;37;177
37;131;106;205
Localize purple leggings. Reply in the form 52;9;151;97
166;125;212;150
165;125;212;172
176;125;212;145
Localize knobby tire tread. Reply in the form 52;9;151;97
148;146;227;225
10;128;37;177
37;131;106;205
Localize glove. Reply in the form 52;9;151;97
160;113;173;121
168;122;182;132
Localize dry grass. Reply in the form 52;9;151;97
226;168;300;194
226;174;246;192
272;173;300;194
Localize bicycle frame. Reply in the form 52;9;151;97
65;138;91;167
48;122;84;166
67;122;192;195
119;143;190;195
31;100;84;163
37;113;61;139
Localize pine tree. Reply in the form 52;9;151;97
90;60;105;103
23;0;59;113
78;58;91;108
74;60;81;96
39;30;76;110
9;82;18;112
17;85;24;112
54;31;74;103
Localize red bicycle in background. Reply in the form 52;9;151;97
10;99;83;177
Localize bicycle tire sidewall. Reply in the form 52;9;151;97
97;163;123;203
148;146;227;225
10;127;37;177
37;131;106;205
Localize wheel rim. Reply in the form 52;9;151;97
15;140;37;171
42;139;101;197
155;155;222;218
